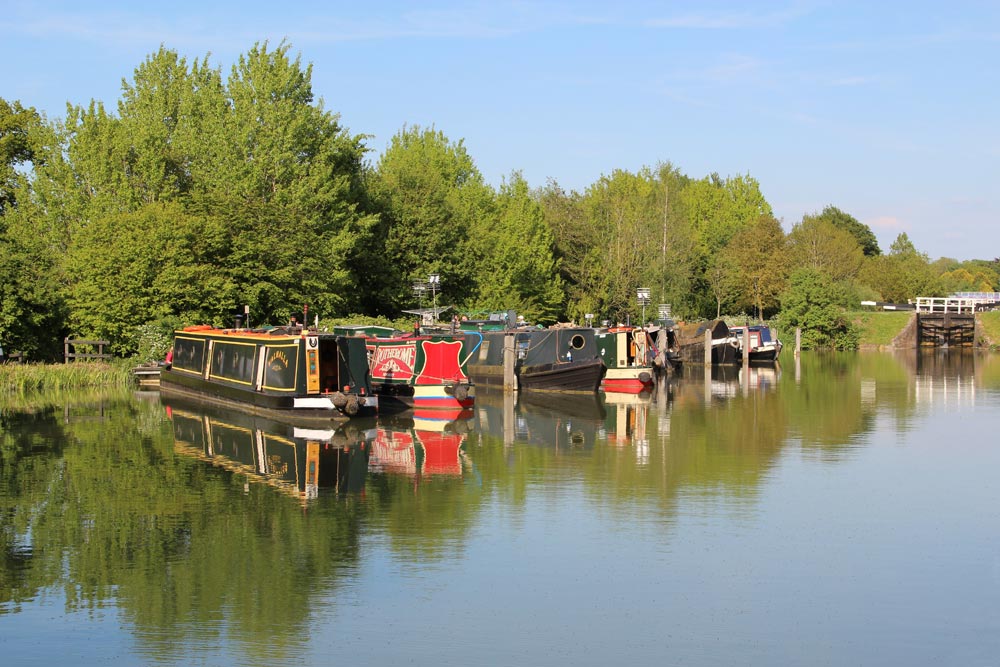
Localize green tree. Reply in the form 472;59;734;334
858;232;941;303
779;268;859;350
787;215;864;281
466;172;564;322
720;215;788;320
370;125;493;315
806;205;880;256
0;99;40;215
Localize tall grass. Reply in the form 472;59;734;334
0;359;135;395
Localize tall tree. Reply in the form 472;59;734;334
806;205;880;257
466;172;564;323
720;215;788;320
0;99;40;215
787;215;864;281
370;125;492;315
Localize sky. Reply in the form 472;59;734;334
3;0;998;261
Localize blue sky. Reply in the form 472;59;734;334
3;1;998;261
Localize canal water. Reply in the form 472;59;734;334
1;351;998;666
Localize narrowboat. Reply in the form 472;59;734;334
334;326;475;413
160;325;377;425
729;325;783;363
674;319;741;365
596;326;656;393
461;322;605;393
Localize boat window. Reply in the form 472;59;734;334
173;337;206;372
211;342;256;384
570;334;586;350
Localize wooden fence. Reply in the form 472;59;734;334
64;338;112;362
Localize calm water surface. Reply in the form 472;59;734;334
1;351;999;666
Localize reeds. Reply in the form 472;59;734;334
0;360;134;395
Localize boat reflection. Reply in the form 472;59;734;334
373;411;475;478
600;390;652;450
165;396;376;501
165;397;476;500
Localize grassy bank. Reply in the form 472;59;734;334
979;311;1000;348
0;360;134;395
850;311;913;347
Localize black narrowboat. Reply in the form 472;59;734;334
160;325;377;425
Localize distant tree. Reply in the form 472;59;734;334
806;205;880;256
787;215;864;281
859;232;941;303
720;215;788;320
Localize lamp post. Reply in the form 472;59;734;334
428;274;440;323
412;281;427;311
637;288;651;325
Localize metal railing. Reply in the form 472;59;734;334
914;297;976;314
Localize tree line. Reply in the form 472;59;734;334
1;42;997;360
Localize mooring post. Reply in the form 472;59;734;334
795;327;802;358
742;327;750;370
503;333;516;392
704;328;712;365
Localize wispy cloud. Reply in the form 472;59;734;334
829;75;878;87
645;4;812;30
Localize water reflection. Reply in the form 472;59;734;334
2;351;1000;666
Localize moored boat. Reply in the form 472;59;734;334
596;326;656;393
674;319;741;365
368;334;475;411
461;321;605;393
729;325;783;363
334;326;475;412
160;325;377;425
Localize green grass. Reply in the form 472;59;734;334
849;311;914;347
0;359;134;395
978;311;1000;348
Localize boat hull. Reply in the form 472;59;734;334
160;370;377;427
602;366;655;393
518;357;606;393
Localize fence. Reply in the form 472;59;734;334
64;338;112;362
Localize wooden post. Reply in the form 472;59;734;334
704;328;712;365
795;327;802;358
742;327;750;370
503;333;516;392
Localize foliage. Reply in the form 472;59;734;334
787;215;865;281
719;214;788;320
858;233;942;303
466;172;564;323
0;98;40;215
369;125;492;314
778;268;860;350
804;205;880;256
